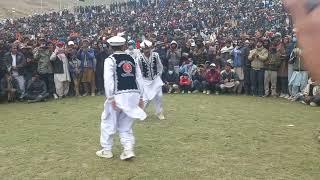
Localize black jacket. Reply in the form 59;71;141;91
51;56;64;74
4;52;26;75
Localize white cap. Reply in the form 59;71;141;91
128;40;135;44
68;41;75;46
227;59;233;65
210;63;216;67
107;36;126;47
170;40;178;45
140;40;153;49
244;40;250;44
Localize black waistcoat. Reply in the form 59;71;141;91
113;54;139;94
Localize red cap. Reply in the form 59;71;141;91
56;41;65;48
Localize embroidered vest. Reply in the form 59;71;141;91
140;53;158;80
113;54;139;94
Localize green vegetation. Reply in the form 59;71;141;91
1;95;319;179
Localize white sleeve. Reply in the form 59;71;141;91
156;53;164;76
50;52;57;61
135;58;144;97
104;57;115;101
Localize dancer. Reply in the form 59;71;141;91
137;40;165;120
96;36;146;160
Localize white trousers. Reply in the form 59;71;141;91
144;90;163;115
264;70;278;96
54;78;69;97
100;102;135;151
12;74;25;95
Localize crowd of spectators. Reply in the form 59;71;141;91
0;0;319;106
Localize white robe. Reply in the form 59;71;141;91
103;51;146;120
143;76;164;101
50;53;71;82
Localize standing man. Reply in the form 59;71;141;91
167;40;181;75
96;36;146;160
4;44;26;99
231;40;246;94
137;40;165;120
50;42;71;99
34;39;56;98
264;41;282;97
77;38;96;96
95;42;110;96
248;40;269;96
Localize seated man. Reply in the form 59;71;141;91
0;71;21;102
297;78;320;107
164;70;179;94
25;73;49;103
310;86;320;107
179;58;197;77
179;72;192;94
204;63;221;95
220;63;240;94
192;64;207;93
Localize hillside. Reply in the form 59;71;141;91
0;0;124;19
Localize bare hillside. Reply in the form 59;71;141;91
0;0;123;19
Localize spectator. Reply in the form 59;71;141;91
278;36;291;98
77;39;96;96
231;39;246;94
21;45;37;82
264;39;282;97
220;40;234;68
248;40;269;96
0;40;8;80
25;73;49;103
179;72;192;94
310;85;320;107
96;42;110;95
204;63;221;95
167;41;181;74
68;49;82;97
164;70;179;94
292;78;320;106
288;45;308;99
220;63;240;94
50;42;71;99
243;40;251;95
179;58;197;77
3;44;26;98
0;71;21;102
193;39;207;65
154;41;168;68
192;64;207;93
33;39;56;98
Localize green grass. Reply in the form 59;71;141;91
0;95;320;179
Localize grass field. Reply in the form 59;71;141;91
0;94;320;179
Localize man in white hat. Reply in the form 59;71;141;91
137;40;165;120
96;36;146;161
125;40;140;60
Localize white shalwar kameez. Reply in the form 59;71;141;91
100;51;146;152
137;51;164;115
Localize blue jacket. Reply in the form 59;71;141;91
231;47;246;67
77;48;96;70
